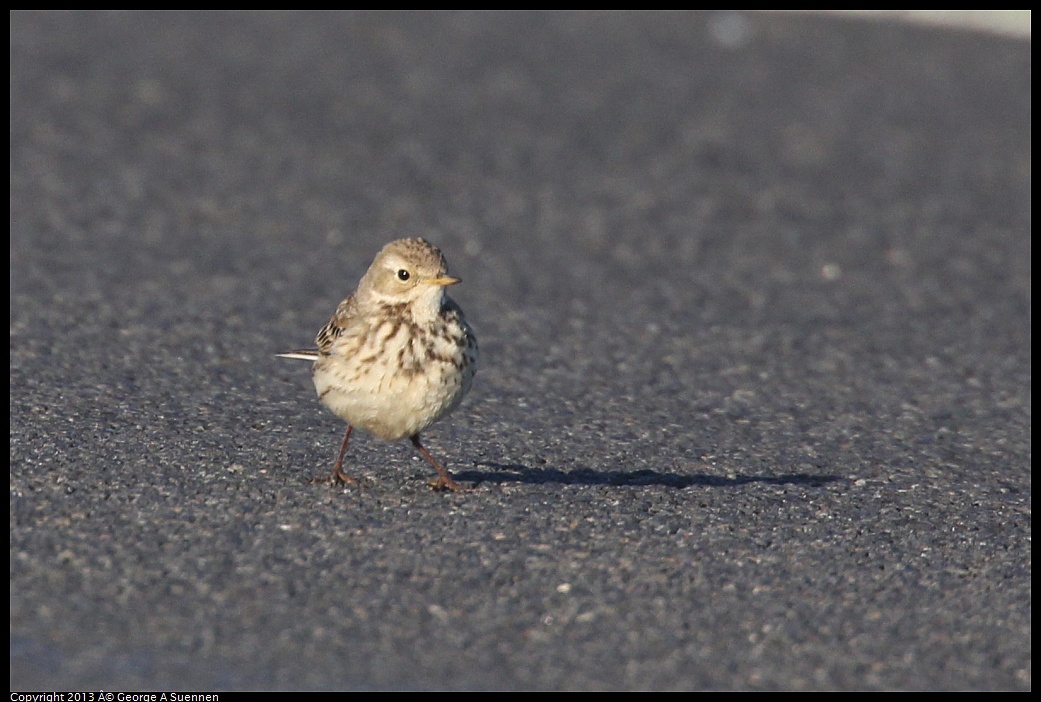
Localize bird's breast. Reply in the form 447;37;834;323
310;312;475;440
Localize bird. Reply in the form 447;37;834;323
278;238;478;491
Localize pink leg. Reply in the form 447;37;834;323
310;425;358;485
410;434;463;492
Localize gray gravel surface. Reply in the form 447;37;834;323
10;11;1030;691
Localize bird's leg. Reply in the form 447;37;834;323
410;434;463;492
310;425;358;485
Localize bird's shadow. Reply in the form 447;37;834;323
455;462;845;489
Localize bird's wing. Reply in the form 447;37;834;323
315;294;356;354
277;295;357;361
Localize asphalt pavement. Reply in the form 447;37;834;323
10;11;1030;691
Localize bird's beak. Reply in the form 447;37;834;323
427;275;461;287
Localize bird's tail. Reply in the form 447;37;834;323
276;349;320;361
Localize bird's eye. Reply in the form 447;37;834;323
397;269;410;281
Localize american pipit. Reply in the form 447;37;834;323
278;238;478;491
